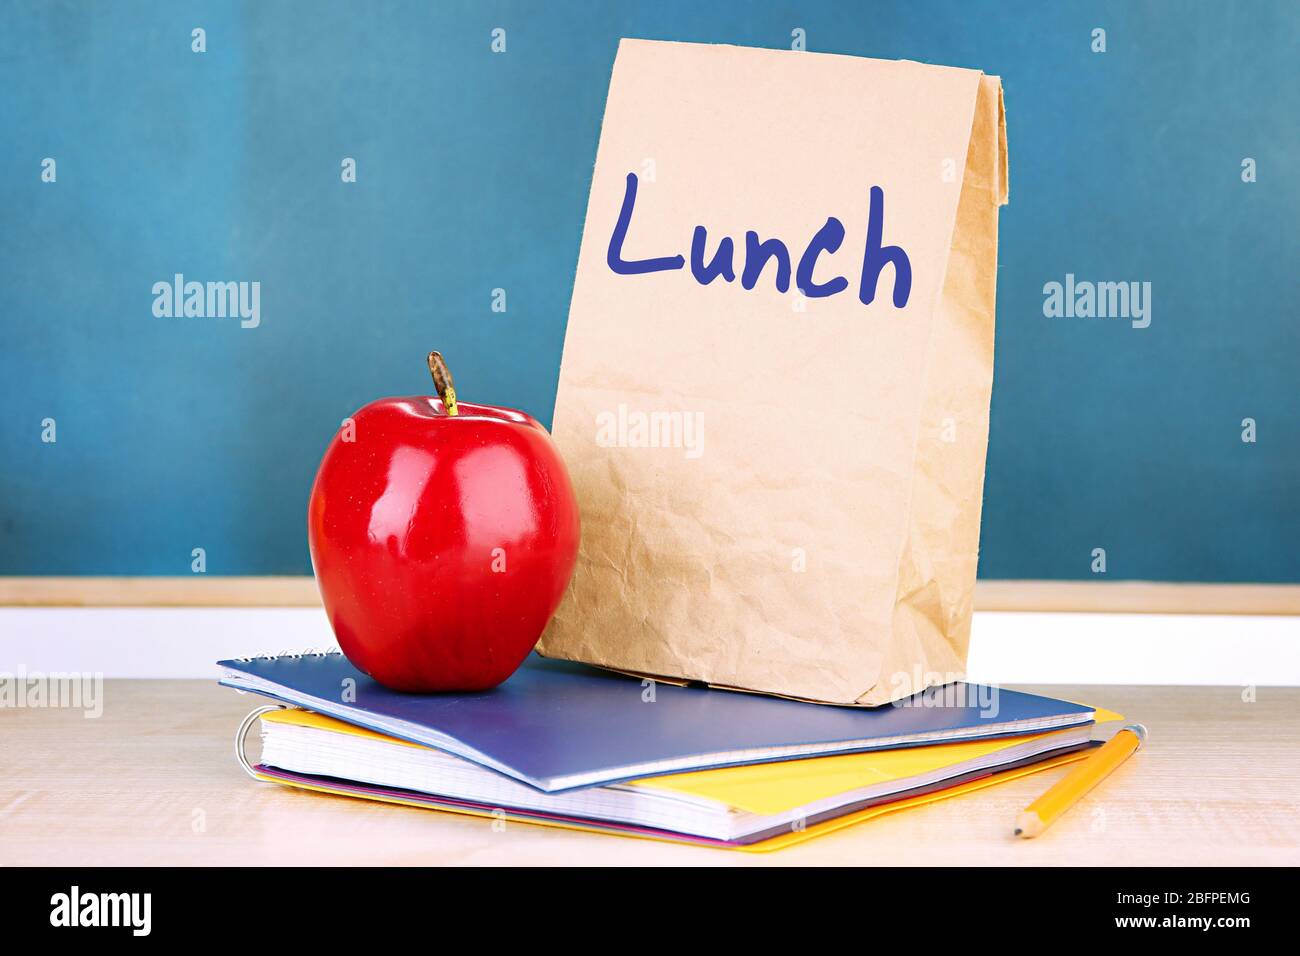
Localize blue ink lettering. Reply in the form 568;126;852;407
606;175;911;310
859;186;911;307
690;227;735;285
795;217;848;299
607;173;685;275
741;232;791;292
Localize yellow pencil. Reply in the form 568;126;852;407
1014;723;1147;838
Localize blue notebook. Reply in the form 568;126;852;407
218;651;1094;792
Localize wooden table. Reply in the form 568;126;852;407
2;682;1297;866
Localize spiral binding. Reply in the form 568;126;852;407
235;704;286;779
232;647;342;663
230;647;343;778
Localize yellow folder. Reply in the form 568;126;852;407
255;707;1114;850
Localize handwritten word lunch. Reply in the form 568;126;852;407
605;172;913;308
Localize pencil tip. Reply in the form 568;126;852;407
1013;828;1022;836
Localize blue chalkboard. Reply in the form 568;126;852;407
2;1;1297;581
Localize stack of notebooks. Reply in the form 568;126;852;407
218;651;1116;851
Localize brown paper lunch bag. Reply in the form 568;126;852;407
538;39;1008;705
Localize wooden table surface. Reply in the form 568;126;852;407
2;681;1297;866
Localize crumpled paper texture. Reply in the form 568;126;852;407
539;40;1007;705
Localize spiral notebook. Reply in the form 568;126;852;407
244;707;1098;848
217;650;1097;792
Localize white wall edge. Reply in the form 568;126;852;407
0;607;1297;685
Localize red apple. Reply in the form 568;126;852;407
307;352;580;691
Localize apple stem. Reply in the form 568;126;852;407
427;351;460;417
